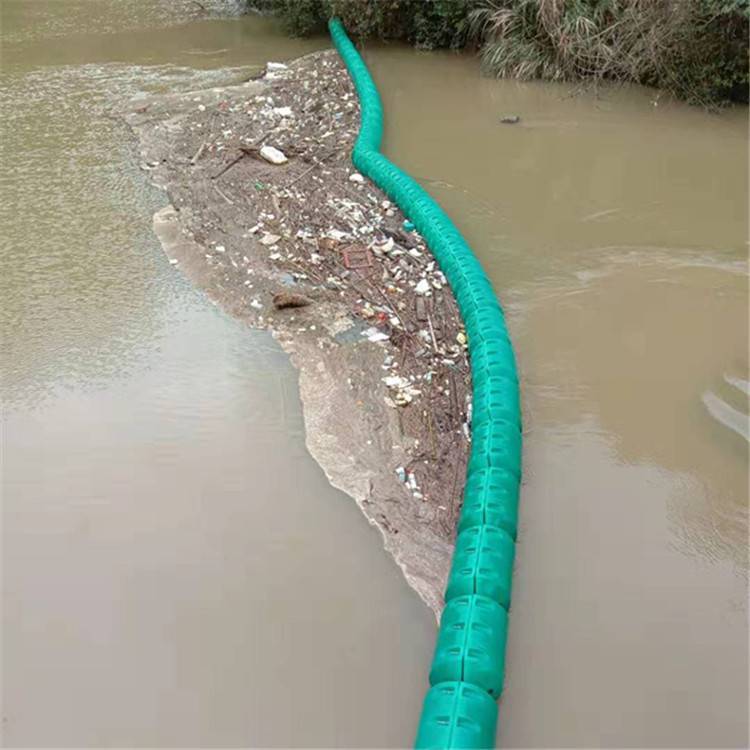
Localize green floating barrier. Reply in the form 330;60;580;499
445;526;515;609
415;682;498;750
471;418;521;449
458;467;520;540
329;18;521;749
469;439;521;493
429;594;508;699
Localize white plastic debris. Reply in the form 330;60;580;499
267;62;288;72
363;327;390;343
370;237;394;256
326;229;349;241
260;145;288;165
349;172;364;183
260;233;281;246
382;374;422;406
415;278;431;295
250;299;262;309
383;375;407;389
273;106;293;118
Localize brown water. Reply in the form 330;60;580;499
1;4;434;747
2;3;748;748
365;48;749;747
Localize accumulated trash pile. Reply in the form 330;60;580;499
124;50;473;615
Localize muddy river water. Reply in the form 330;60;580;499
1;2;747;747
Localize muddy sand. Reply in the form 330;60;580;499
123;50;477;617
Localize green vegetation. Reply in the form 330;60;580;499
470;0;749;107
251;0;472;48
250;0;748;107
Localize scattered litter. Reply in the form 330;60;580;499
133;46;473;552
383;375;422;406
500;114;520;124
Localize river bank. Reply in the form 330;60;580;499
123;49;477;616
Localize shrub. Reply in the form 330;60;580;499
251;0;327;35
251;0;476;48
469;0;749;106
671;1;749;105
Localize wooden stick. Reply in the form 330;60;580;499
427;312;439;351
212;130;269;180
190;140;207;165
213;184;234;205
282;148;339;189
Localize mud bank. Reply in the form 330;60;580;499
123;50;474;616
